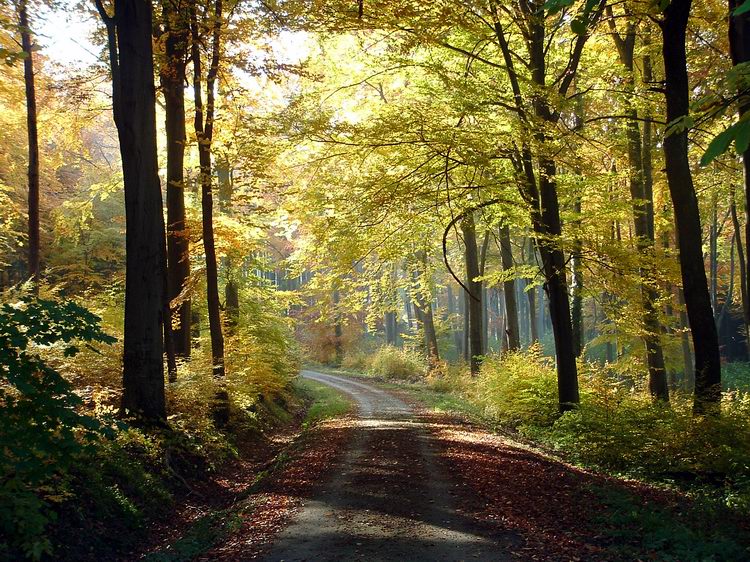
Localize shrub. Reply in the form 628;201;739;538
470;348;750;503
0;296;116;560
341;350;370;372
473;345;559;428
368;345;427;381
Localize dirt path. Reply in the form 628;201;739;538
260;370;516;562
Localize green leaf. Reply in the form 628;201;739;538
544;0;575;16
701;123;739;166
735;120;750;155
733;0;750;16
570;18;587;35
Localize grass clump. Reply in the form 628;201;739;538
294;377;352;427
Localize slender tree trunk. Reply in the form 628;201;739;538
527;284;538;343
98;0;167;421
447;284;462;357
460;283;469;360
191;0;228;424
730;185;750;351
607;19;668;400
677;286;695;391
161;0;191;357
499;225;520;349
570;198;584;357
217;160;239;332
19;0;39;291
225;278;239;332
462;214;483;374
480;232;491;347
332;288;343;363
412;253;440;365
661;0;721;413
710;190;719;314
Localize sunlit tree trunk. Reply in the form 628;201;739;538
191;0;228;425
18;0;39;291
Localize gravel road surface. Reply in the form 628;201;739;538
260;370;514;562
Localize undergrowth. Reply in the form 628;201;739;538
0;291;300;561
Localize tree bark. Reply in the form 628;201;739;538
570;198;584;357
19;0;39;291
447;284;463;357
729;0;750;353
161;0;191;357
100;0;167;421
462;214;483;374
499;225;520;350
608;16;669;400
191;0;228;425
730;185;750;351
492;1;585;410
660;0;721;414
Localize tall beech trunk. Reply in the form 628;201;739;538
608;16;669;400
161;0;191;357
499;225;520;350
191;0;228;424
462;214;483;374
492;1;589;410
660;0;721;413
97;0;166;421
729;0;750;352
19;0;39;291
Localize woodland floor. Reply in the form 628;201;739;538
140;371;750;562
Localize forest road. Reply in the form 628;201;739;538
260;370;516;562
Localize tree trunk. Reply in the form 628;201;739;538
729;0;750;354
19;0;39;291
100;0;167;421
499;225;520;350
447;284;462;357
570;198;584;357
462;214;483;374
607;19;669;400
677;286;695;391
332;288;343;363
191;0;228;425
661;0;721;414
730;185;750;351
225;277;239;333
161;0;191;357
460;283;469;360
